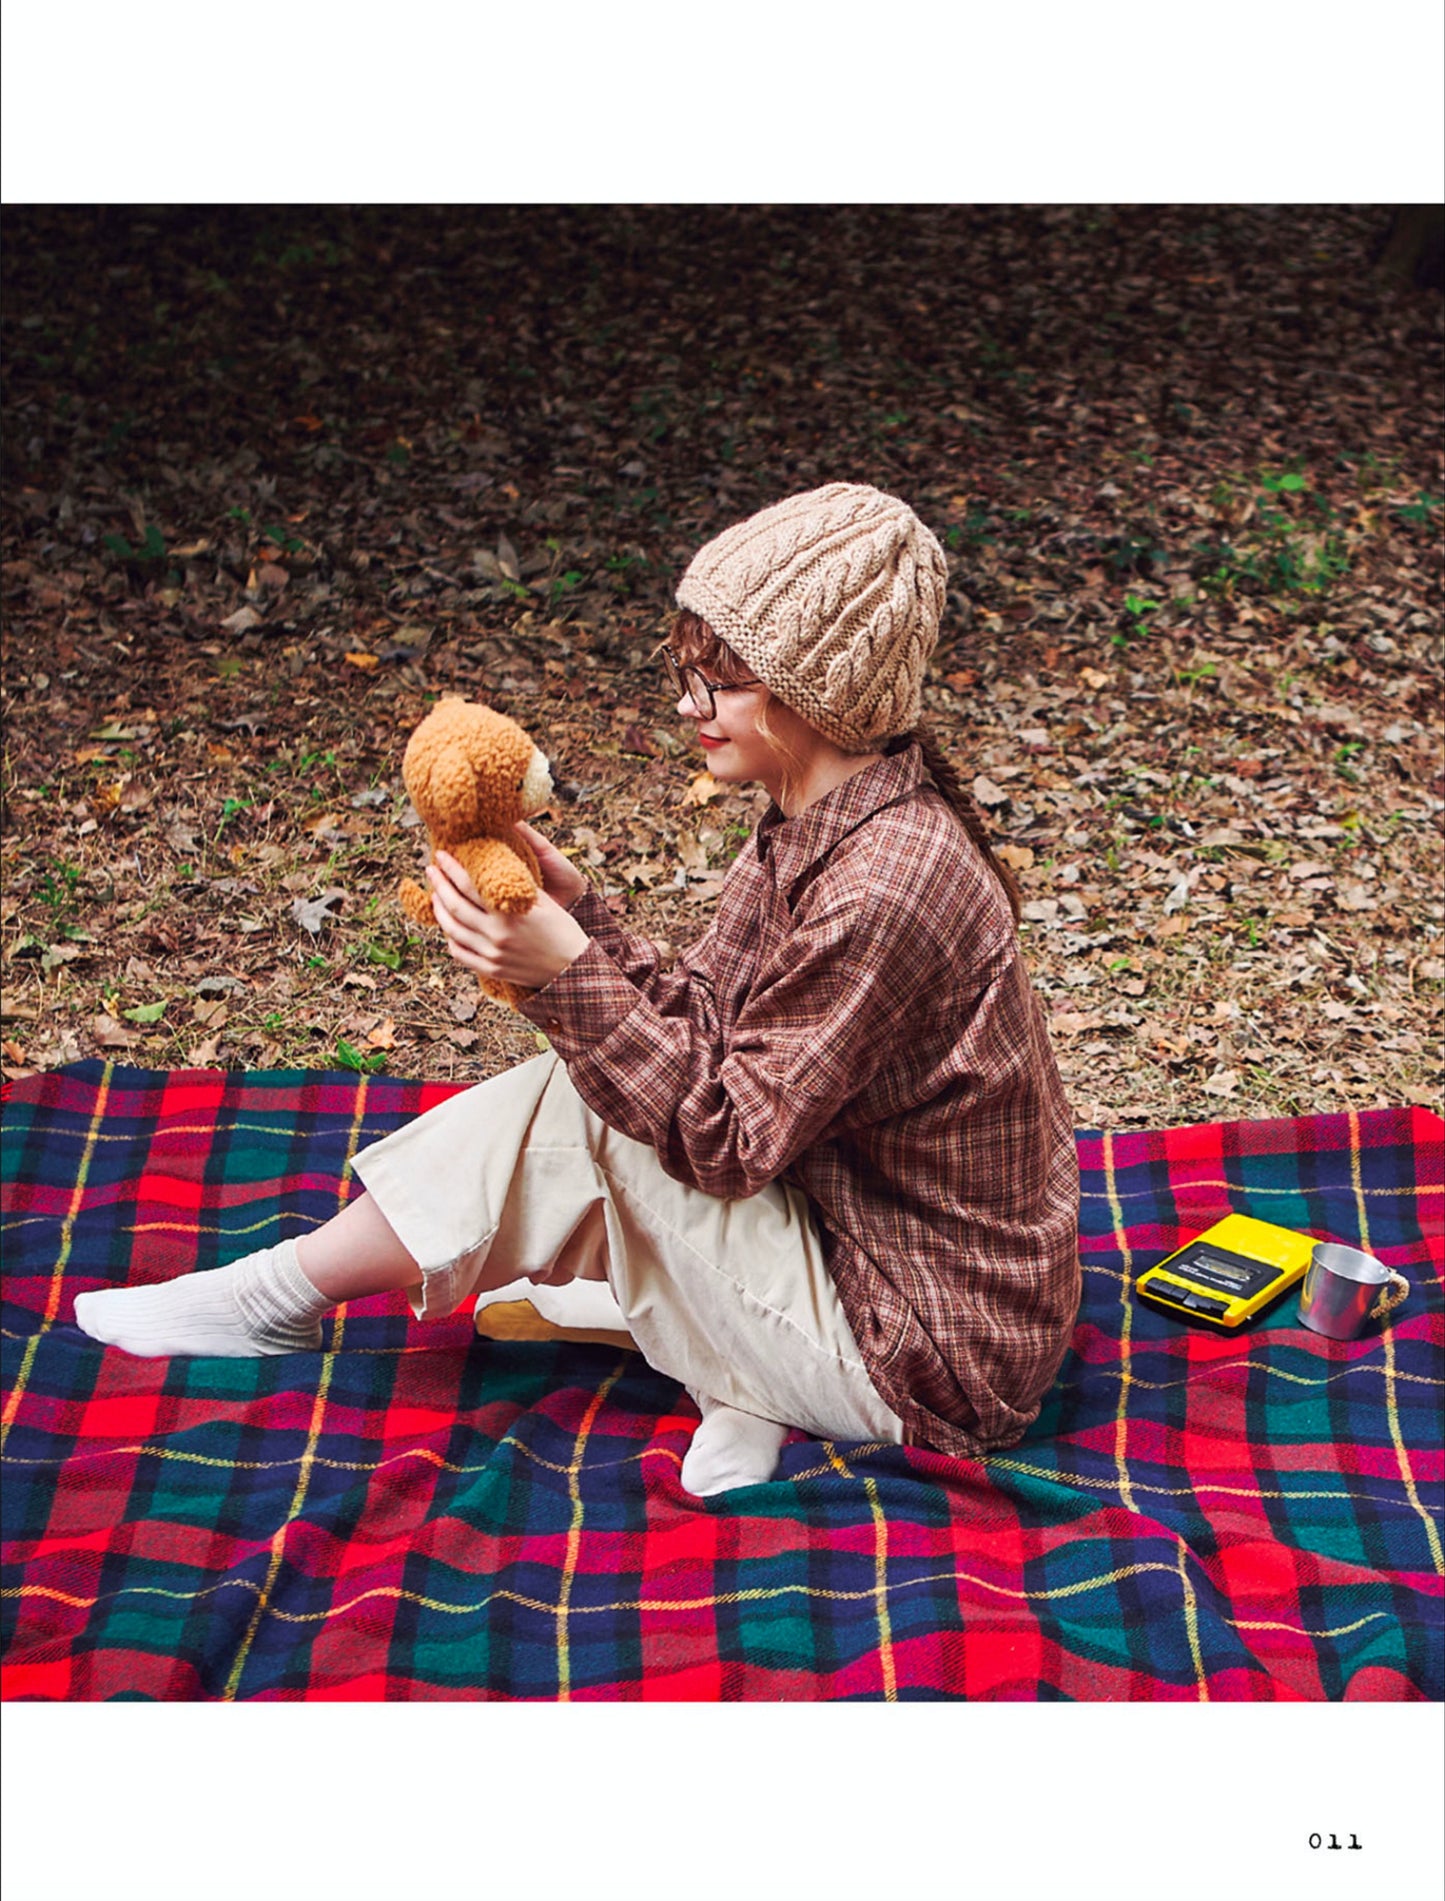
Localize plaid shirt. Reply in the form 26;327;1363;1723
521;744;1081;1457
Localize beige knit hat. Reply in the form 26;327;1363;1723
675;482;948;753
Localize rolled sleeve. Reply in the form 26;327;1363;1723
523;865;945;1202
519;938;646;1050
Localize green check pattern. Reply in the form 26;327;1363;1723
2;1064;1441;1700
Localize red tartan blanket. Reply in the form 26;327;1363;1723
2;1063;1441;1701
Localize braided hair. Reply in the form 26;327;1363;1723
887;728;1022;925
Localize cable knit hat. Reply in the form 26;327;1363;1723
675;482;948;753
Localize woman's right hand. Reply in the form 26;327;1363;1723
516;821;590;908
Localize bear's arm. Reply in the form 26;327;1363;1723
451;837;539;914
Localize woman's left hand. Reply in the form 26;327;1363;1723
428;850;589;991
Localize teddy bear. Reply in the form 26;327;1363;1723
397;696;556;1011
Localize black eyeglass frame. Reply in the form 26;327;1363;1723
660;648;763;721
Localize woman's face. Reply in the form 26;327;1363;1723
674;674;818;809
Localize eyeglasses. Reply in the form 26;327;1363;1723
660;648;762;721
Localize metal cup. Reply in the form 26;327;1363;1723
1297;1242;1409;1341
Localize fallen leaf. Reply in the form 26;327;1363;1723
122;1000;167;1025
1051;1011;1106;1037
681;771;722;807
973;775;1009;809
344;651;380;671
1078;666;1110;689
291;889;347;935
2;1038;27;1064
221;606;264;634
450;992;479;1022
1203;1068;1242;1099
166;822;202;855
92;1012;139;1048
187;1036;222;1066
192;998;229;1028
996;843;1035;872
365;1017;397;1050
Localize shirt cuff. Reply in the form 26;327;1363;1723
566;886;616;935
518;938;644;1054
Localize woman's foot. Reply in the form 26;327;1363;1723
74;1239;332;1358
681;1393;789;1496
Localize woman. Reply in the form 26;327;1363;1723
76;483;1081;1496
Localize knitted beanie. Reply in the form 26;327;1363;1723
675;482;948;753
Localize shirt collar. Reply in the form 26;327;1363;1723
755;743;928;894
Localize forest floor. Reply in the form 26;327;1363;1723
2;204;1441;1127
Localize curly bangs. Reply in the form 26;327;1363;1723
663;609;757;682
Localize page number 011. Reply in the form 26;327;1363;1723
1309;1834;1362;1850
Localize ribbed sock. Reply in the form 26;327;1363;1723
74;1239;332;1358
681;1390;789;1497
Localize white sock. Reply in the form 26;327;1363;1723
680;1390;789;1497
74;1239;332;1358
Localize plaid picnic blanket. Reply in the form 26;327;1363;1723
2;1063;1441;1701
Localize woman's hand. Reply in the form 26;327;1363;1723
516;821;590;908
428;850;589;992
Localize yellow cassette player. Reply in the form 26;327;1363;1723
1135;1214;1316;1330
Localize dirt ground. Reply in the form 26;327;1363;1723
2;204;1441;1126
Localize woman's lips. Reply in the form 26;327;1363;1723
697;733;728;750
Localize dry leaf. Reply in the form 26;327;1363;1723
344;651;380;671
91;1012;139;1049
681;771;722;808
365;1018;397;1050
221;606;264;634
1051;1011;1105;1037
996;844;1035;872
973;775;1009;809
187;1036;222;1066
1203;1068;1242;1099
291;889;347;935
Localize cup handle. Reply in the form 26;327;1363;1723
1369;1270;1410;1321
